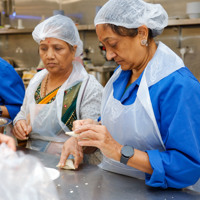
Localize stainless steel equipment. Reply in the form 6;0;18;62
18;147;200;200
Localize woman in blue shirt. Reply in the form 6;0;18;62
0;58;25;120
58;0;200;190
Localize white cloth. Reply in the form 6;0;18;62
99;42;185;179
14;61;103;154
94;0;168;37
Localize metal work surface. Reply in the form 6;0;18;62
18;147;200;200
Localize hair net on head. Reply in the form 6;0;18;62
32;14;83;57
94;0;168;37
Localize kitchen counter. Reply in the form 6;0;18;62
18;147;200;200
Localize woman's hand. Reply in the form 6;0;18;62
75;124;122;161
0;134;16;151
72;119;99;130
12;120;32;140
58;137;83;169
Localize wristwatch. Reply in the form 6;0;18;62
120;145;134;165
0;107;2;117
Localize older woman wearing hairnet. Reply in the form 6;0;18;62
12;15;103;159
59;0;200;190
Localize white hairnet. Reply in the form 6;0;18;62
94;0;168;37
32;14;83;57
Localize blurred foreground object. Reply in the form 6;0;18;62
0;143;59;200
0;134;16;151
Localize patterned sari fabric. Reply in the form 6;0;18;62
61;82;82;130
35;82;82;130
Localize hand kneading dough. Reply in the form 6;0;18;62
56;159;75;170
65;131;79;138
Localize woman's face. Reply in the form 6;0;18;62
39;38;76;74
96;24;148;72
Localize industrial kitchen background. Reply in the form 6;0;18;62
0;0;200;85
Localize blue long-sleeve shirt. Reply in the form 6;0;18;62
0;58;25;120
113;67;200;189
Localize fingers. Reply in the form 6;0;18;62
74;145;83;168
58;137;83;169
6;137;16;151
12;128;26;140
72;119;97;131
78;129;98;139
74;124;105;142
78;139;99;148
59;146;70;168
77;129;101;149
72;120;84;131
13;120;30;140
0;134;16;151
74;123;102;133
75;125;112;151
82;119;97;125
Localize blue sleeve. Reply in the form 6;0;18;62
0;59;25;120
146;68;200;188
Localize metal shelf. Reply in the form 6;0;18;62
168;18;200;26
0;25;95;34
0;19;199;35
77;24;95;30
0;28;33;35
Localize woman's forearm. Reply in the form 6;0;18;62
0;106;10;118
127;149;153;174
114;145;153;174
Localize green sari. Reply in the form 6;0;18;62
35;82;82;130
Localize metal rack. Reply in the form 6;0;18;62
0;18;199;34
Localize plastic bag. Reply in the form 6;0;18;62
0;143;59;200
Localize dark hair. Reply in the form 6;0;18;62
104;24;153;40
67;43;75;52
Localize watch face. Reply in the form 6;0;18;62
122;145;134;158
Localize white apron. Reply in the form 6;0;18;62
25;61;88;154
99;42;185;179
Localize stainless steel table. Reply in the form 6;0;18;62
18;147;200;200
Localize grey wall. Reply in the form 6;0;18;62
0;0;200;80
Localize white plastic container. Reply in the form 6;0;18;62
186;2;200;19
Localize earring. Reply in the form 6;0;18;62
141;39;148;46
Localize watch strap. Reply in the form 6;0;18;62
120;154;129;165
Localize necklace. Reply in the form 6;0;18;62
43;74;49;97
